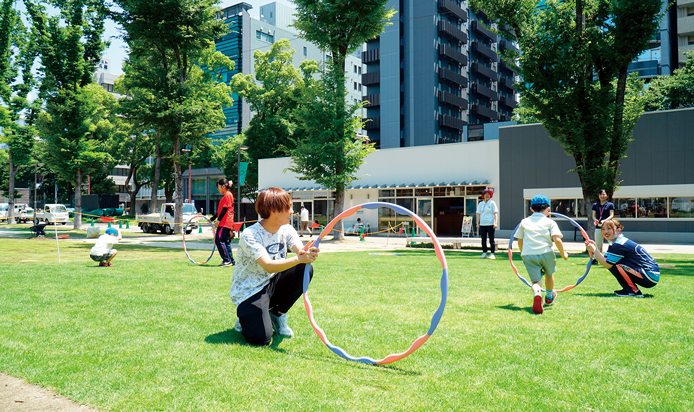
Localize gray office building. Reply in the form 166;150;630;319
362;0;518;149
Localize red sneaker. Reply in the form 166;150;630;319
532;294;543;314
99;262;106;267
106;263;114;267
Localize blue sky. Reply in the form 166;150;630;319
104;0;295;75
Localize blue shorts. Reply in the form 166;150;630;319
521;252;557;283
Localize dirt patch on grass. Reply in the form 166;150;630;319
0;374;99;412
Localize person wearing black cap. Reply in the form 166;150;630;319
476;188;498;259
514;195;568;314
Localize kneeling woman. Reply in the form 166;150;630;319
585;219;659;297
230;187;320;345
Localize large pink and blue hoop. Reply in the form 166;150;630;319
301;202;449;365
508;212;594;293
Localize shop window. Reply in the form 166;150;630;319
638;197;668;218
396;188;413;197
614;198;636;218
433;187;448;196
551;199;576;217
467;186;486;197
670;197;694;218
379;189;395;197
415;188;432;196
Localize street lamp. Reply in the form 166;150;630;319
182;145;192;203
237;145;249;222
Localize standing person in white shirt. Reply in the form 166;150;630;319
476;188;499;259
299;205;310;237
90;227;122;267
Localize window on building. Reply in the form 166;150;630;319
358;67;362;75
358;83;362;92
303;46;307;56
354;65;357;73
670;197;694;218
551;199;576;217
354;81;357;90
256;31;273;43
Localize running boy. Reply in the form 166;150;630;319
585;219;659;297
515;195;568;314
90;227;122;267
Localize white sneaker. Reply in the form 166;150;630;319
270;312;294;337
480;253;487;259
234;318;242;332
488;253;496;260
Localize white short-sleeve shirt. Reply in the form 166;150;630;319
90;234;118;255
514;212;562;256
229;222;301;306
476;200;498;226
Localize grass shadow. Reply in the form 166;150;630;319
496;303;535;314
576;292;655;299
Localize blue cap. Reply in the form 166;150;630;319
530;195;550;206
105;228;118;236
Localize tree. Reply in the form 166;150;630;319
113;0;234;233
470;0;662;238
26;0;112;229
643;50;694;111
0;0;39;224
219;39;319;207
291;0;394;239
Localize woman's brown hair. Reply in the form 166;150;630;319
601;219;624;232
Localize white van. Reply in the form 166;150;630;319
0;203;7;222
34;204;70;225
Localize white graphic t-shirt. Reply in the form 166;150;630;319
229;221;302;306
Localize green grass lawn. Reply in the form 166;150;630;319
0;238;692;411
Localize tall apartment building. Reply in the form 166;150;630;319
677;0;694;65
211;2;364;142
362;1;518;149
627;1;678;79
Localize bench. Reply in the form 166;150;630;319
344;221;371;235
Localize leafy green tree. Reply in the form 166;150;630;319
291;0;394;239
113;0;234;233
643;50;694;111
0;0;39;223
470;0;662;237
25;0;111;229
219;39;319;210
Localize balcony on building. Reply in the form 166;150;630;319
437;0;468;23
471;62;498;82
471;104;499;121
362;71;380;86
438;90;469;110
362;48;380;64
471;20;498;43
499;39;519;54
499;60;516;75
499;76;516;91
471;41;499;63
499;95;517;109
363;116;381;130
471;82;499;101
437;20;467;45
362;94;380;107
677;12;694;37
499;114;512;122
438;113;467;131
627;59;659;78
438;66;468;88
438;44;468;67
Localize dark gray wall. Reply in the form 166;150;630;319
499;108;694;236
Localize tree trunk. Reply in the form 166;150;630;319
7;152;15;224
173;136;183;234
74;169;82;229
332;182;345;241
150;141;161;213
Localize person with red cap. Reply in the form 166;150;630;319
476;188;498;259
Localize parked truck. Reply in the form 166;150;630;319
34;204;70;225
137;203;200;234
